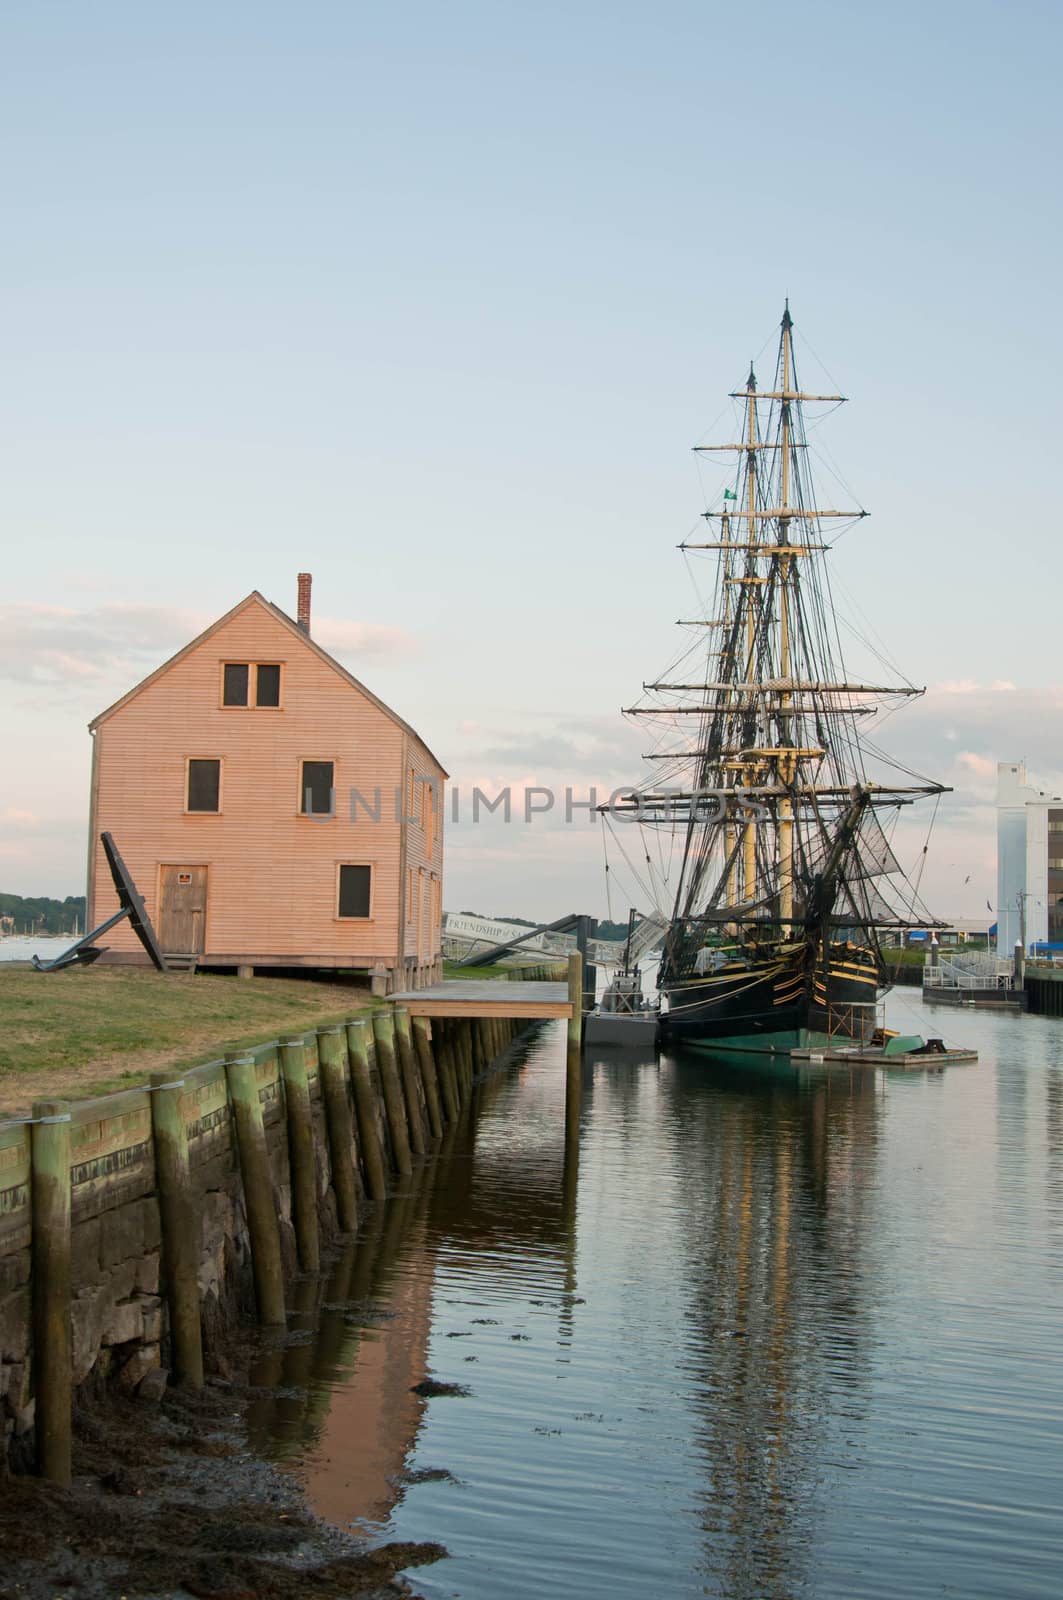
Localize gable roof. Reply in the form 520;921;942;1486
89;591;448;775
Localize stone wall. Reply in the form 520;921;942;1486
0;978;554;1478
0;1033;339;1464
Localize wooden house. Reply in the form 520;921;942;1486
86;575;446;991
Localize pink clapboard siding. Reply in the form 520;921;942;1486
87;593;446;972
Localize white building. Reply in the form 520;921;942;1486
996;762;1063;952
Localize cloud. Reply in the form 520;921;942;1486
876;686;1063;814
440;686;1063;921
0;811;87;893
311;616;417;662
0;602;211;690
476;734;590;769
956;751;997;780
932;679;1021;696
0;601;417;703
468;716;644;779
0;808;40;830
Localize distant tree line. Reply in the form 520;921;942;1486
0;893;86;936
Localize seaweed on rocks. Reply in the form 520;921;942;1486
0;1359;447;1600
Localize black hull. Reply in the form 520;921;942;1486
660;947;880;1053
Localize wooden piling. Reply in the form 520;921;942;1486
567;951;583;1048
451;1021;468;1107
392;1007;428;1155
456;1020;473;1097
278;1039;320;1273
565;954;583;1143
372;1011;413;1176
149;1074;205;1385
435;1021;461;1123
225;1055;286;1327
30;1099;72;1485
566;1040;582;1146
346;1018;388;1200
411;1016;444;1139
317;1026;359;1232
450;1021;463;1097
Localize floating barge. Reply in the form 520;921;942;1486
792;1034;977;1068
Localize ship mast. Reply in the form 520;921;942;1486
741;363;758;906
777;302;795;927
610;304;947;940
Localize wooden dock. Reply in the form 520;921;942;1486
791;1044;978;1068
389;980;572;1020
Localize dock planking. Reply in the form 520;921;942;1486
791;1045;978;1067
388;980;572;1020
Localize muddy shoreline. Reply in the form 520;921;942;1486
1;1277;446;1600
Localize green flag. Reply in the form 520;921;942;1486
723;488;737;501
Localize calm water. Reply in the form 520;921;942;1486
0;936;68;963
254;993;1063;1599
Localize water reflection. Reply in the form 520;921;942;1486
249;1027;577;1535
258;1007;1063;1600
585;1048;882;1600
246;1176;440;1529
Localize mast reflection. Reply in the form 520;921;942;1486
657;1048;880;1599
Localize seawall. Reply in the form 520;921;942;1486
0;972;558;1476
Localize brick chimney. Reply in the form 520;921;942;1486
297;572;312;634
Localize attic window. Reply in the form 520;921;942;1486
222;662;283;708
223;663;249;706
256;664;281;707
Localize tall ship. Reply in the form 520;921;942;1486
606;306;945;1054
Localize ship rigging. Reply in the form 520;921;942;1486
599;305;947;1053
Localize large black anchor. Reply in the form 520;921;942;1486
32;833;169;973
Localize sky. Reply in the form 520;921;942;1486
2;0;1062;923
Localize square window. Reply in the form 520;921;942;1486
301;760;334;815
256;664;281;707
223;663;249;706
187;759;221;812
338;864;372;918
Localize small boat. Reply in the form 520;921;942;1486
583;910;663;1047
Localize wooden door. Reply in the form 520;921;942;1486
158;866;208;955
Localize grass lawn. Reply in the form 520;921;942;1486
0;965;377;1116
882;946;928;969
441;958;566;980
442;959;511;980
